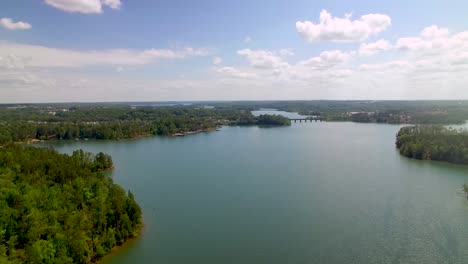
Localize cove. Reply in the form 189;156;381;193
43;122;468;264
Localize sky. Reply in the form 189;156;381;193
1;0;468;103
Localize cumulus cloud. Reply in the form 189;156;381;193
3;20;468;102
217;67;257;79
296;9;391;42
353;26;468;98
218;23;468;100
101;0;121;9
0;18;32;30
421;25;449;39
0;42;210;68
44;0;121;14
299;50;351;69
237;49;289;69
395;25;468;67
212;57;222;65
278;49;295;57
359;39;392;56
359;60;411;72
227;48;354;84
395;26;462;52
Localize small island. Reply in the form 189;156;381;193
396;125;468;165
0;145;142;263
235;114;291;126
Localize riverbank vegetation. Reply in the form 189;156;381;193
396;125;468;165
0;106;289;144
0;145;142;263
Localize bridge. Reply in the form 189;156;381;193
289;117;323;122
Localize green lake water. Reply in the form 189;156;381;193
44;122;468;264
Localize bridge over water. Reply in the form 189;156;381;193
289;117;323;122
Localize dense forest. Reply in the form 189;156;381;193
235;114;291;126
0;145;142;263
256;114;291;126
396;125;468;165
0;106;290;144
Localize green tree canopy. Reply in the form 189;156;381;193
0;145;142;263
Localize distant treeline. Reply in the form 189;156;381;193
342;111;465;124
210;100;468;124
396;126;468;165
0;106;290;144
0;145;142;263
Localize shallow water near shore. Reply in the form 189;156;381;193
44;121;468;264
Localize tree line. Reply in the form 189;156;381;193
212;100;468;124
0;145;141;263
234;114;291;126
396;125;468;165
0;106;291;145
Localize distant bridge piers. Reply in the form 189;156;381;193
289;117;323;123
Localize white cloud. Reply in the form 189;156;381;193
44;0;121;14
0;42;210;68
354;24;468;98
395;26;462;53
299;50;351;69
278;49;295;57
421;25;449;39
359;60;411;72
237;49;289;69
296;9;391;42
212;57;222;65
101;0;121;9
395;25;468;67
359;39;392;56
216;67;257;79
3;21;468;102
0;18;32;30
223;48;354;85
218;24;468;100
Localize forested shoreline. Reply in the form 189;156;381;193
2;101;468;145
0;145;142;263
396;126;468;165
0;106;290;145
236;114;291;126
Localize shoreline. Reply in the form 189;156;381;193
96;224;144;264
12;127;221;146
93;167;144;263
170;127;218;137
7;121;462;147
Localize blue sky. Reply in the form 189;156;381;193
1;0;468;102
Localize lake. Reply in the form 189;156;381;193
44;121;468;264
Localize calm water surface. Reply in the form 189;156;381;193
45;122;468;264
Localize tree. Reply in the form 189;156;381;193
0;145;142;263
